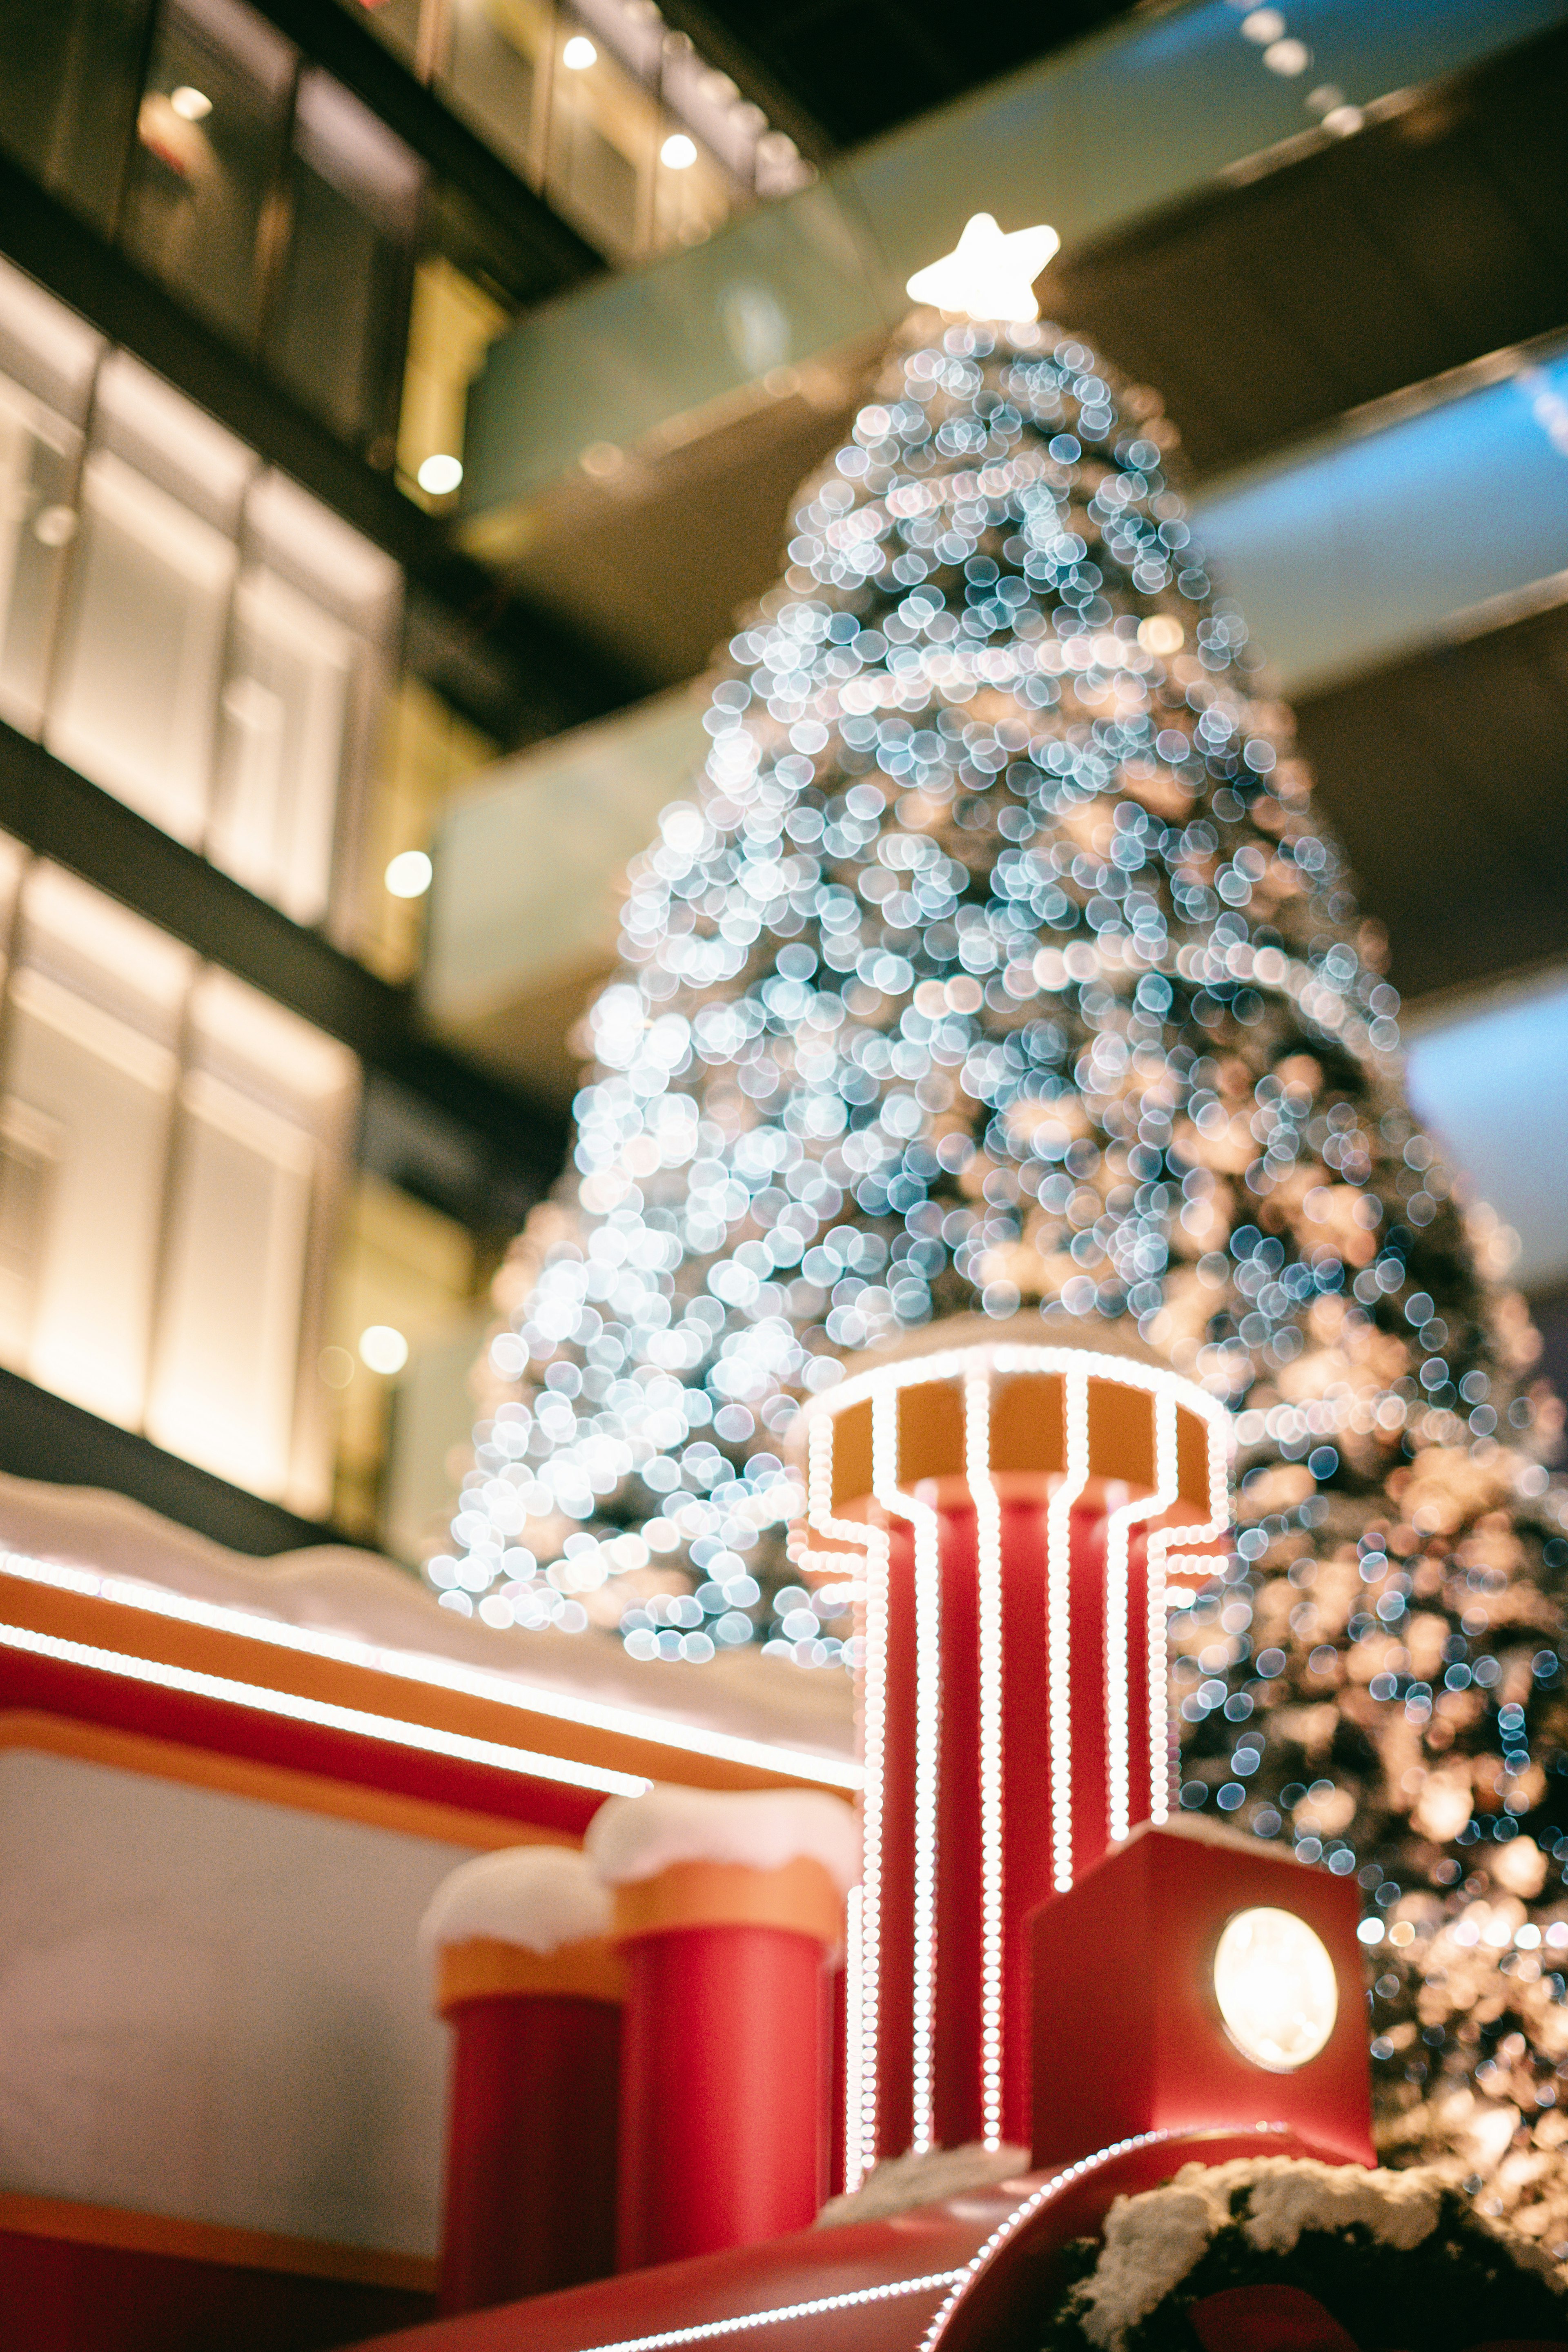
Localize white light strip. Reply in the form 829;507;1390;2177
913;2124;1296;2352
1101;1391;1178;1851
0;1619;651;1800
808;1410;889;2188
844;1884;864;2198
1145;1407;1233;1828
571;2267;968;2352
814;1339;1233;1447
965;1365;1006;2152
857;1526;889;2185
0;1548;862;1793
1046;1370;1089;1894
872;1381;942;2157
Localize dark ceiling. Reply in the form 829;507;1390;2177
658;0;1140;155
1296;599;1568;1007
1040;23;1568;479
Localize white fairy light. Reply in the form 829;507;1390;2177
571;2268;970;2352
914;2125;1297;2352
966;1364;1006;2151
1101;1390;1178;1850
1047;1368;1090;1892
871;1377;942;2155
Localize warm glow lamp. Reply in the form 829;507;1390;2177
1030;1818;1373;2171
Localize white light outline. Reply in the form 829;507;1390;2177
0;1547;860;1792
1145;1396;1233;1826
799;1341;1233;2157
1046;1368;1090;1893
915;2123;1296;2352
1101;1389;1179;1849
844;1884;864;2197
965;1364;1005;2152
806;1408;888;2188
0;1619;651;1799
566;2267;969;2352
872;1379;942;2157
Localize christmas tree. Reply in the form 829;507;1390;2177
430;309;1568;2229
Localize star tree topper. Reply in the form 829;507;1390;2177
904;211;1060;323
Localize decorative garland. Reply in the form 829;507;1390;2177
1039;2159;1566;2352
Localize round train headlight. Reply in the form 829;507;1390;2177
1212;1906;1338;2071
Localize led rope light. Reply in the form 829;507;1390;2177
0;1548;861;1792
806;1405;888;2184
1046;1368;1090;1893
568;2268;969;2352
913;2123;1294;2352
843;1885;865;2196
965;1362;1006;2152
0;1618;651;1799
1100;1389;1179;1850
856;1526;890;2183
872;1379;942;2156
1146;1407;1234;1825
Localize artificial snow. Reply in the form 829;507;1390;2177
815;2142;1032;2228
586;1783;860;1890
419;1844;610;1958
1078;2159;1449;2349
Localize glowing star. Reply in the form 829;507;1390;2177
905;212;1060;323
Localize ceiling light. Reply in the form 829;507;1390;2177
169;85;212;120
385;849;433;899
417;452;463;496
905;213;1060;326
1239;8;1285;40
1321;103;1365;136
1263;37;1311;74
359;1325;410;1376
562;34;596;69
661;133;698;169
1212;1907;1338;2070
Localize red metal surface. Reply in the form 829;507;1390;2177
353;2127;1324;2352
1030;1826;1374;2172
617;1923;832;2271
0;2225;433;2352
930;2127;1325;2352
878;1499;1158;2152
441;1995;619;2314
0;1648;603;1835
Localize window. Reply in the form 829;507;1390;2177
0;271;400;938
0;846;359;1512
0;0;151;234
358;675;497;981
267;71;423;452
545;16;656;262
2;863;192;1430
210;570;354;927
444;0;549;183
121;0;296;348
0;378;81;737
50;446;239;843
146;971;356;1507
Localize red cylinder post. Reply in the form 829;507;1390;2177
588;1787;858;2272
616;1916;832;2269
423;1846;625;2315
440;1982;620;2313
